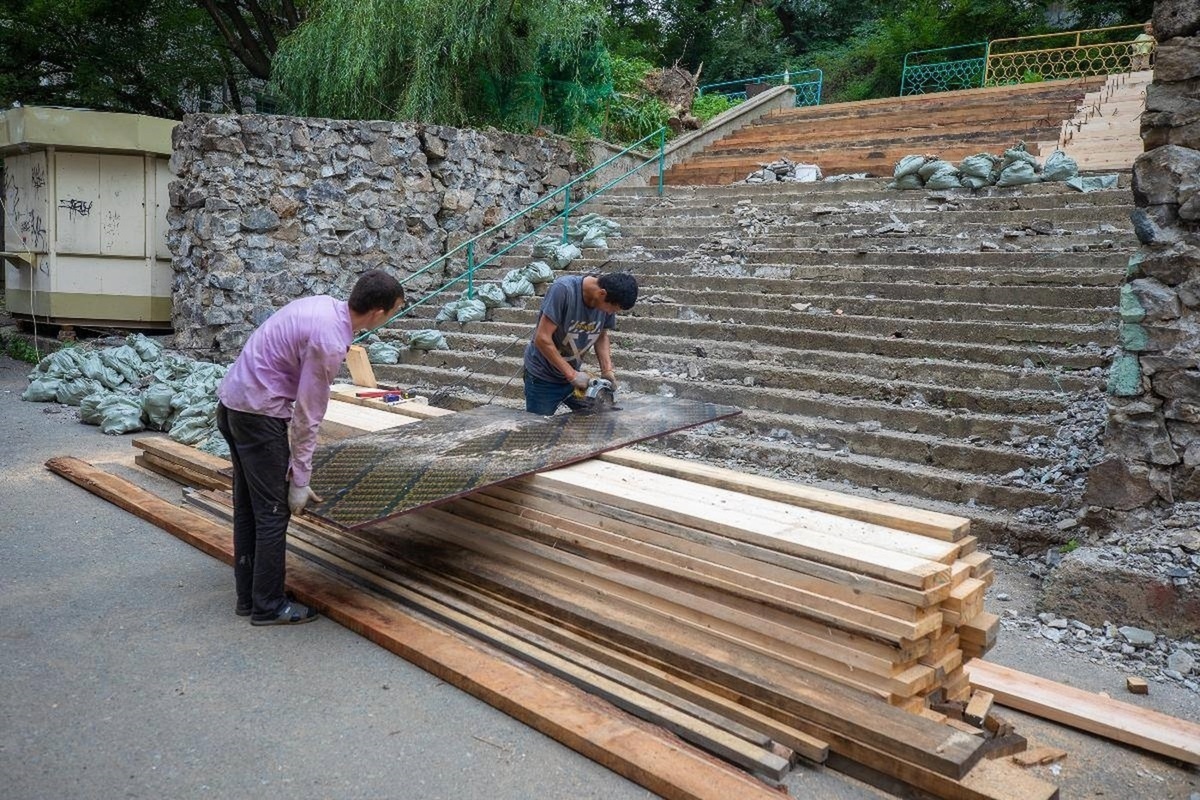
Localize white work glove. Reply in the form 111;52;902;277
570;370;591;390
600;370;618;392
288;483;323;515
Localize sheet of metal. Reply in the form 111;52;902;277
307;396;740;530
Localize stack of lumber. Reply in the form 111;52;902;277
1037;70;1150;170
116;396;1064;799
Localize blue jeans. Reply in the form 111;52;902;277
524;372;586;415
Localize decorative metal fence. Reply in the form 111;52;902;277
983;24;1150;85
698;68;823;108
900;42;988;96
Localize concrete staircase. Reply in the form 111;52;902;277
665;77;1108;183
371;177;1135;544
1037;71;1151;170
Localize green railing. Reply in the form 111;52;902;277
900;42;988;95
356;127;667;342
698;68;823;107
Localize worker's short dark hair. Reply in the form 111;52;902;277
349;269;404;314
598;272;638;310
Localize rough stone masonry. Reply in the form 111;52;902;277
1087;0;1200;509
166;114;578;355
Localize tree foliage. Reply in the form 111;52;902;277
0;0;230;117
270;0;608;130
194;0;308;80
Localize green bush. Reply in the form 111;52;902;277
692;93;738;123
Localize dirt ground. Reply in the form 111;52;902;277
1;352;1197;799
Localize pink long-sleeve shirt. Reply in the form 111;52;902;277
217;295;352;487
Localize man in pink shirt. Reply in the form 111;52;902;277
216;270;404;626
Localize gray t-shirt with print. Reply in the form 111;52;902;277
523;275;615;383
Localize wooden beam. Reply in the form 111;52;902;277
598;448;971;541
344;345;377;388
964;660;1200;765
43;456;790;800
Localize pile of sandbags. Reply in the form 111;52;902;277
889;143;1079;191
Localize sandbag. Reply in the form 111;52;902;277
22;377;61;402
917;159;951;181
97;394;146;435
79;391;113;425
531;234;561;260
520;261;554;285
408;329;450;351
888;174;924;190
1042;150;1079;182
893;155;927;178
77;353;125;390
996;161;1042;187
959;153;999;181
501;270;536;299
168;402;218;445
1002;142;1039;169
366;341;401;364
36;348;86;379
552;243;582;269
127;333;163;363
141;383;176;430
960;175;993;189
56;377;104;406
474;283;507;309
100;345;145;384
1066;174;1119;193
924;169;963;190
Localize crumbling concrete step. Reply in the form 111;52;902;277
392;327;1099;395
375;340;1063;442
630;275;1119;308
486;304;1111;348
385;337;1085;418
614;220;1133;241
603;176;1127;199
616;231;1128;251
626;290;1115;325
654;429;1058;511
601;205;1133;229
584;188;1133;213
388;316;1107;371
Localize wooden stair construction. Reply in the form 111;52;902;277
372;177;1135;544
664;77;1108;184
1036;70;1151;170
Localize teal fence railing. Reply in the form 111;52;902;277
356;127;667;342
900;42;989;95
698;68;823;107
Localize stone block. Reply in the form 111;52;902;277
1138;243;1200;285
1106;352;1143;396
1155;0;1200;40
1104;415;1181;465
1082;457;1159;509
1154;369;1200;402
1153;37;1200;83
1131;206;1181;245
1129;277;1182;320
1132;145;1200;207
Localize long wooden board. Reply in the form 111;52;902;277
43;456;789;800
599;448;971;541
964;660;1200;765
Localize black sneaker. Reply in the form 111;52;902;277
250;600;318;626
235;600;252;617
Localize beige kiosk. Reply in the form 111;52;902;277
0;107;176;330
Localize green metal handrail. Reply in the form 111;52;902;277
698;68;823;107
900;42;988;95
355;127;667;342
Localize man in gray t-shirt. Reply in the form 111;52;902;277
522;272;639;414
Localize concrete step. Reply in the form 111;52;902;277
592;205;1134;229
602;175;1129;199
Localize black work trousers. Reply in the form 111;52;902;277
216;403;291;619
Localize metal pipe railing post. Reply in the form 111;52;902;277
561;185;571;244
657;128;665;196
466;242;475;299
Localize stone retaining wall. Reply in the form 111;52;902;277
1087;0;1200;508
167;114;579;355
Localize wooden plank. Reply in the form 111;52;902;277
533;464;952;589
132;436;232;486
344;344;377;388
964;691;994;727
960;612;1000;650
1011;745;1066;767
44;457;789;800
556;461;961;565
460;490;942;644
330;383;455;419
964;660;1200;765
362;517;984;778
135;453;228;491
322;399;418;432
599;447;971;541
485;483;937;623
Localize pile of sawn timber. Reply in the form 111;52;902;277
87;392;1069;800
